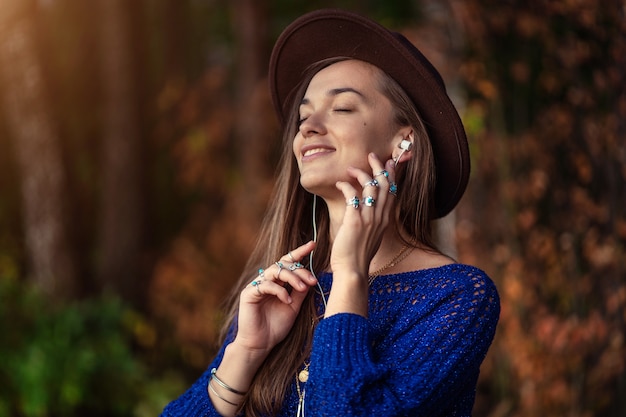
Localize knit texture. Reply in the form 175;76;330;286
161;263;500;417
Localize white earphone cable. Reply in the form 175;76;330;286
309;194;327;309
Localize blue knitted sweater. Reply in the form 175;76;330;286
161;263;500;416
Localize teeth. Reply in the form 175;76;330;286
303;148;329;157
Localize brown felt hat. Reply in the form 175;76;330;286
269;9;470;218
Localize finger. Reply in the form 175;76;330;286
343;154;391;213
250;278;294;304
369;153;393;190
370;154;401;207
383;161;395;179
383;158;399;197
243;276;292;304
274;241;318;285
335;180;362;213
374;159;398;218
288;282;312;309
269;261;313;293
282;240;316;263
346;167;380;211
246;278;264;297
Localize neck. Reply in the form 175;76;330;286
368;228;410;275
326;198;347;241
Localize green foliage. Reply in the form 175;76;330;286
0;277;185;417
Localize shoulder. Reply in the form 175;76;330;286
424;263;498;296
370;264;500;321
369;264;500;349
421;264;499;311
375;263;497;294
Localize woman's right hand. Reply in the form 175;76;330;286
208;241;317;415
231;240;318;359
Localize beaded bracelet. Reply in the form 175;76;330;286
210;368;247;396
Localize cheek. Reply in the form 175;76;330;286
292;134;300;156
292;135;304;168
365;127;394;153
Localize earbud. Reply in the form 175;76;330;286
393;138;413;167
399;139;413;151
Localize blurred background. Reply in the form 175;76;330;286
0;0;624;416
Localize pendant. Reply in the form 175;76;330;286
298;368;309;383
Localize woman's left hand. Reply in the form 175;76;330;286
326;153;397;315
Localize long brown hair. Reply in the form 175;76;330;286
220;57;437;416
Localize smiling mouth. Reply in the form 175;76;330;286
303;147;334;157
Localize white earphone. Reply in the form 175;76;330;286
394;138;413;166
399;139;413;151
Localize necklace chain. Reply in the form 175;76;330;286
296;363;307;417
368;244;414;284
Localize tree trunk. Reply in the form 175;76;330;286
230;0;271;231
0;0;77;300
95;0;143;303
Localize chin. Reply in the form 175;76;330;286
300;176;334;196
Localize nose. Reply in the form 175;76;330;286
299;111;326;138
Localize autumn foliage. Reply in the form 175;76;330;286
455;1;626;415
0;0;624;416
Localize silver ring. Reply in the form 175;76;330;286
288;251;295;261
363;196;376;207
258;268;265;278
375;170;389;179
347;196;360;208
363;178;379;188
275;261;283;278
389;182;398;196
288;261;304;271
250;279;262;295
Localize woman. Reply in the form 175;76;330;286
161;9;499;417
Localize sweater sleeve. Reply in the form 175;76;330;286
159;365;220;417
160;327;235;417
305;267;500;417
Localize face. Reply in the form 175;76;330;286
293;60;403;198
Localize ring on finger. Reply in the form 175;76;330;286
363;178;379;188
389;182;398;196
287;251;295;262
250;279;262;295
375;170;389;179
363;196;376;207
347;196;360;209
275;261;283;278
288;261;304;271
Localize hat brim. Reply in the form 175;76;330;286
269;9;469;218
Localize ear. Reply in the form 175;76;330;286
391;130;414;165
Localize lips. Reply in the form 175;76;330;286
303;147;332;157
300;144;335;159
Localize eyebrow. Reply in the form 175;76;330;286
300;87;365;106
